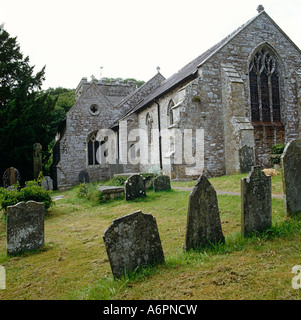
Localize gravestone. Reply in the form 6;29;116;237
153;175;171;192
78;170;90;184
41;176;53;191
33;143;43;180
103;210;165;278
281;140;301;216
184;175;225;250
2;167;21;188
124;174;146;201
241;166;272;236
6;201;45;255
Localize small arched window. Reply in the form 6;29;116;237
167;100;174;125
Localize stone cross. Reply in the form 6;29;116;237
103;210;165;278
124;174;146;200
6;201;45;255
241;166;271;236
281;140;301;216
184;175;225;250
153;175;171;192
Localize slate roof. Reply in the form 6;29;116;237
122;11;262;117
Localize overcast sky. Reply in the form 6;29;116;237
1;0;301;89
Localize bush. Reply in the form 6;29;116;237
111;175;128;186
271;143;286;165
272;143;285;155
0;183;52;211
19;185;52;209
76;183;105;204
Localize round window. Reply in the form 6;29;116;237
89;104;100;115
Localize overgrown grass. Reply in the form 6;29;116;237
0;174;300;300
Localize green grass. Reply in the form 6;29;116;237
172;171;283;195
0;172;300;300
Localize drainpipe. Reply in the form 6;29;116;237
154;99;163;170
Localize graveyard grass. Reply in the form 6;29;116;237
1;172;301;300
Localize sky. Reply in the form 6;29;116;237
1;0;301;90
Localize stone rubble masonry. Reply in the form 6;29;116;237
184;175;225;250
281;139;301;216
103;210;165;278
6;201;45;256
53;11;301;188
241;166;272;236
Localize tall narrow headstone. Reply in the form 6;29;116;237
241;166;271;236
6;201;45;255
281;140;301;216
184;175;225;250
124;174;146;200
103;210;165;278
154;175;171;192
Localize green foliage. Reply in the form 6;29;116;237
111;175;128;186
19;184;52;209
0;25;58;182
272;143;285;154
0;186;20;210
0;181;52;211
76;183;105;204
271;143;286;165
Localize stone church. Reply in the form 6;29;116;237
51;6;301;190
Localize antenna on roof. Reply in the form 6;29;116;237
156;66;161;73
257;5;264;13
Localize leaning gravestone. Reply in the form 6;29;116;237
103;210;165;278
78;170;90;184
281;140;301;216
241;166;272;236
6;201;45;255
124;174;146;200
153;175;171;192
184;175;225;250
2;167;21;188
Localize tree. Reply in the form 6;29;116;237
0;24;57;184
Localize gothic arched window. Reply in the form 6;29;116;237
249;47;281;123
87;131;100;165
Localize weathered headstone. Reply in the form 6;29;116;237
78;170;90;184
241;166;272;236
124;174;146;200
153;175;171;192
184;175;225;250
103;210;165;278
6;201;45;255
281;140;301;216
41;176;53;191
33;143;43;180
2;167;21;188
